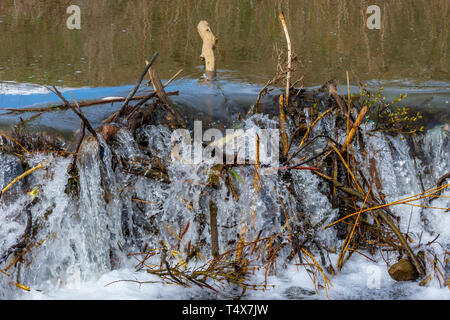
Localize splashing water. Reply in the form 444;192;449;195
0;109;449;300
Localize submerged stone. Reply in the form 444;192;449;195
284;286;316;299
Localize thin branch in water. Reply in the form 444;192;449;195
104;279;159;287
117;52;159;119
68;92;98;141
279;12;292;110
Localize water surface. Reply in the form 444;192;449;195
0;0;448;131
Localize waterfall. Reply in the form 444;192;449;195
0;113;448;299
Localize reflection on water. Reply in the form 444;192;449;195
0;78;448;137
0;0;448;87
0;78;273;135
0;0;448;135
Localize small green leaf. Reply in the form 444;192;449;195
230;169;243;184
28;186;39;197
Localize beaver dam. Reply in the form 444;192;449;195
1;16;449;300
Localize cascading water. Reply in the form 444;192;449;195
0;98;449;300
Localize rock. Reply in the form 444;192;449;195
284;286;316;299
388;259;419;282
100;124;119;143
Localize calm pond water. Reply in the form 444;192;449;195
0;0;449;133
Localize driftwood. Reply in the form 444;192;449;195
46;86;98;143
431;172;450;201
249;76;280;116
118;53;159;116
340;105;368;153
148;67;186;128
127;102;157;132
209;200;220;259
437;172;450;191
0;94;175;114
310;105;367;164
67;119;85;174
314;170;426;276
279;12;292;110
106;53;158;123
126;64;181;121
329;83;348;114
69;92;99;141
278;94;289;157
2;12;442;294
125;92;158;122
103;63;182;125
48;87;101;180
156;68;183;88
126;67;182;121
197;21;217;80
100;91;178;124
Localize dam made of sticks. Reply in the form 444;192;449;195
0;12;449;300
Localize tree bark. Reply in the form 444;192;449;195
197;21;217;80
209;200;219;258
